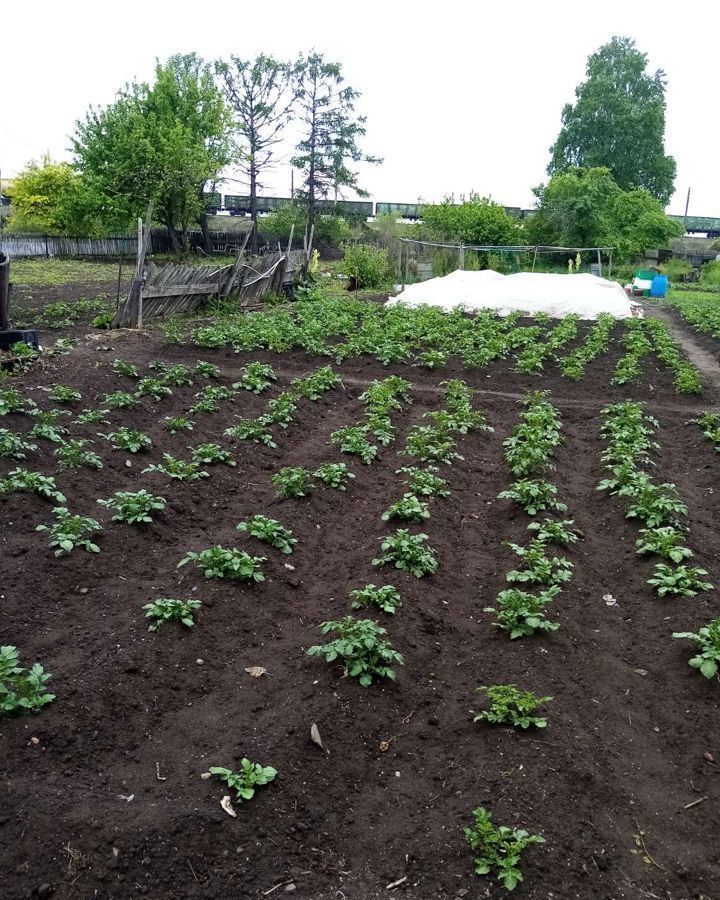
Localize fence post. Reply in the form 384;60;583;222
459;243;465;270
45;235;49;258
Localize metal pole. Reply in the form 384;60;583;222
683;187;691;231
597;248;602;278
459;243;465;270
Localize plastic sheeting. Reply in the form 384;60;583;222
387;270;636;319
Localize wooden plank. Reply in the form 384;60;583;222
142;283;220;299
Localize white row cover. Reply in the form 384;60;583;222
387;270;636;319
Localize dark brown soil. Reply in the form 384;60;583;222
1;316;719;900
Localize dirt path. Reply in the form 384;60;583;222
643;302;720;394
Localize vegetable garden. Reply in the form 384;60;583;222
1;285;720;900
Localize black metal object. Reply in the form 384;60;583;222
0;251;39;351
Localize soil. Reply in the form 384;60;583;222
1;306;719;900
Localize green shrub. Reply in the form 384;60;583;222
343;244;393;290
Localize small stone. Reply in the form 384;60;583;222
196;659;204;665
284;885;296;893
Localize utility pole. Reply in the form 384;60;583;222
683;186;691;232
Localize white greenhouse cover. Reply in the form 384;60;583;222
387;270;636;319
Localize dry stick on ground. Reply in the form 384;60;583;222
632;816;665;871
262;878;298;896
683;795;708;810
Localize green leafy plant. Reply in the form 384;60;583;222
526;518;579;546
635;526;693;563
373;529;438;578
161;364;193;386
143;598;202;632
194;361;221;378
505;539;573;586
266;393;297;426
484;587;561;639
112;359;140;378
307;617;404;686
330;426;378;465
401;425;462;465
209;759;277;802
396;465;450;498
472;684;552;729
28;409;70;443
647;563;713;597
136;377;172;401
234;362;277;393
236;515;297;554
381;493;430;523
313;462;355;490
162;416;194;434
349;584;402;614
271;466;313;499
103;427;152;453
97;489;166;524
36;507;102;556
343;243;393;290
148;360;169;373
498;479;567;516
54;439;103;471
464;806;545;891
48;384;82;404
0;468;65;503
178;546;265;581
75;407;110;425
103;390;139;410
0;646;55;716
673;618;720;679
143;454;208;482
191;443;235;466
291;366;342;400
0;429;37;460
225;417;276;448
0;389;37;416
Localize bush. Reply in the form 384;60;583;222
700;260;720;288
342;244;393;290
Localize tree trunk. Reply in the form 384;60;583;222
250;156;259;255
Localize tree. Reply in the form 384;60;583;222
422;194;521;245
73;54;232;252
5;157;97;235
527;167;682;260
291;53;380;229
548;36;676;205
215;55;294;252
262;201;350;247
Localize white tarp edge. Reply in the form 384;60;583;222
386;269;636;319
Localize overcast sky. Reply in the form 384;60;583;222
2;0;718;216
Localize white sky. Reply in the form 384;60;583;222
1;0;718;216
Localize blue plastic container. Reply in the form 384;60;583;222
651;274;668;298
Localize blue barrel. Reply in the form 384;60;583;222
651;274;668;298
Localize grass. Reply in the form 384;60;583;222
11;259;121;287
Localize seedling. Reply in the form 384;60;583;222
373;529;438;578
331;426;378;465
136;377;172;400
103;391;139;410
307;617;404;686
191;443;235;466
349;584;402;614
163;416;194;434
237;515;297;554
635;527;693;563
0;429;37;460
194;361;221;379
112;359;140;378
484;587;561;639
396;465;450;498
472;684;552;729
48;384;82;404
179;546;265;581
464;806;544;891
0;469;65;503
143;598;202;631
36;507;102;556
271;466;313;499
527;518;579;546
75;408;111;425
97;489;166;524
0;646;55;716
209;759;277;802
234;362;277;394
648;563;713;597
103;427;152;453
313;462;355;490
225;417;276;447
673;618;720;679
498;479;568;516
143;454;208;482
54;439;103;471
381;494;430;523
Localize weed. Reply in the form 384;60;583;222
36;508;102;556
307;617;404;686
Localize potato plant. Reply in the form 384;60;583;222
103;390;139;410
307;617;404;686
0;469;65;503
112;359;139;378
558;314;614;380
498;479;568;516
161;364;193;387
381;494;430;523
143;454;208;482
28;410;70;443
673;618;720;679
0;429;37;460
191;443;235;466
234;362;277;394
396;465;450;498
162;416;194;434
103;427;152;453
97;490;166;524
143;598;202;632
179;546;265;581
330;426;378;465
647;563;713;598
48;384;82;405
191;385;235;414
349;584;402;614
313;462;355;490
0;646;55;716
194;361;221;379
209;759;277;802
373;530;438;578
484;587;561;639
505;539;573;586
136;377;172;400
401;425;462;466
0;389;37;416
291;366;342;400
236;515;297;554
75;408;110;425
54;439;103;471
271;466;313;499
464;806;544;891
36;507;102;556
472;684;552;729
635;526;692;563
526;518;578;546
225;417;276;448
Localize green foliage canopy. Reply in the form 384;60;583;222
422;194;521;246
